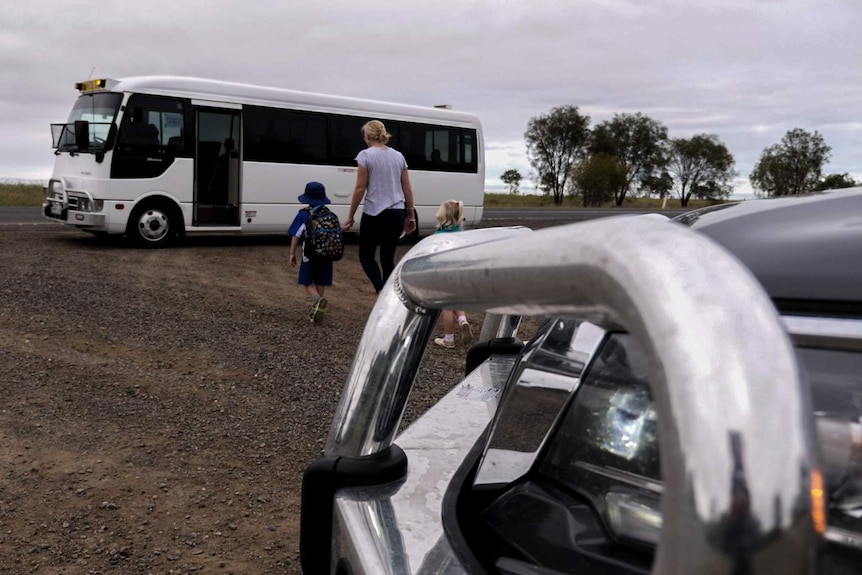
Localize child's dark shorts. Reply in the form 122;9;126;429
298;259;333;287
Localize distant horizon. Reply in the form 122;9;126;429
1;174;758;201
5;1;861;219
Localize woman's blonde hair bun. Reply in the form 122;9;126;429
362;120;391;144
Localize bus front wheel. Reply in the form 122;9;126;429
128;202;178;248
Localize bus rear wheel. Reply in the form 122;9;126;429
129;202;177;248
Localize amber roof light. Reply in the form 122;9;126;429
75;79;111;93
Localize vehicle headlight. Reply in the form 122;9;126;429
49;180;65;198
75;197;104;212
543;337;862;551
605;491;662;546
468;318;862;575
592;416;858;549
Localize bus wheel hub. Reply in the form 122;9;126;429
139;210;168;241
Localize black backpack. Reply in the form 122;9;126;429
303;206;344;261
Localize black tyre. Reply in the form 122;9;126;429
128;201;179;248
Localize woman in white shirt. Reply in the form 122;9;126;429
342;120;416;293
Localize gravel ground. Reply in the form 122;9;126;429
0;227;540;574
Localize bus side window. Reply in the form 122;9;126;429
118;119;158;150
112;94;189;179
144;124;160;147
328;115;367;166
168;135;184;153
117;96;187;156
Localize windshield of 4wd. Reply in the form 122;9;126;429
52;92;122;152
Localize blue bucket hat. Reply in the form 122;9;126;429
297;181;331;206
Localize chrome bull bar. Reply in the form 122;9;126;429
316;216;822;574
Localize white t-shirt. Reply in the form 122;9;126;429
355;146;408;216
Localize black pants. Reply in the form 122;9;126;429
359;209;406;293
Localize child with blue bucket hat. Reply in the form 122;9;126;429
288;182;334;323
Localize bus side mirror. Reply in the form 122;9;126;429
74;120;89;151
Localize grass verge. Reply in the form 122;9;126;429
483;192;722;210
0;183;45;207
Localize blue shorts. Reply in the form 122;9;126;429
298;259;333;287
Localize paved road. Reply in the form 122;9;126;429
479;206;689;228
0;206;58;227
0;206;692;230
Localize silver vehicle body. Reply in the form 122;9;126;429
301;216;822;574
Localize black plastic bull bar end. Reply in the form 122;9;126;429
300;444;408;575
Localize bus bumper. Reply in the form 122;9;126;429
43;203;107;229
67;210;107;228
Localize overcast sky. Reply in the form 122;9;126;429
3;0;860;197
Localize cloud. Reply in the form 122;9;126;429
2;0;860;197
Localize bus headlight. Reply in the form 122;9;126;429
49;179;65;199
74;197;104;213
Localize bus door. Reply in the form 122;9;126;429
194;106;241;227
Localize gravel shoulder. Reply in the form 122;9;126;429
0;228;539;574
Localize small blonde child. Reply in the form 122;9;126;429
433;199;473;349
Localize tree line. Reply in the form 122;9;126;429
499;106;858;206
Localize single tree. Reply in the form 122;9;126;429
750;128;831;197
814;173;858;191
571;154;627;207
666;134;736;206
524;106;591;205
641;171;674;205
500;169;523;195
749;153;791;198
590;113;668;206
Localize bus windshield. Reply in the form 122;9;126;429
51;92;122;153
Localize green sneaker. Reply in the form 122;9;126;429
312;297;327;324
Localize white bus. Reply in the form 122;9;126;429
44;76;485;247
